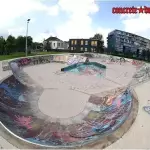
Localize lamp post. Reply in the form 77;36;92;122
25;19;30;57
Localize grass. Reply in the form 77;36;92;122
0;51;68;61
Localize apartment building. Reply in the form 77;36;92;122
107;29;150;54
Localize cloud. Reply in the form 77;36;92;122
53;0;110;46
34;0;112;46
47;5;59;16
121;12;150;39
58;0;99;15
120;14;137;19
0;31;9;39
96;27;112;46
0;0;58;29
7;27;25;37
34;31;56;42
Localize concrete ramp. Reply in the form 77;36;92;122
0;54;149;148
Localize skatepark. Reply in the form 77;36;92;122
0;53;150;149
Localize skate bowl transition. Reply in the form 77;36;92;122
0;53;150;149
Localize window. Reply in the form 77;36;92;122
74;40;77;45
81;40;84;45
58;43;60;47
91;41;94;45
71;40;74;45
53;43;55;46
85;41;88;45
81;47;83;51
95;41;97;46
85;48;87;51
61;43;63;47
71;47;73;50
91;48;93;52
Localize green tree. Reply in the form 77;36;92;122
91;33;103;41
27;36;33;48
5;35;16;54
0;34;34;55
91;33;104;53
32;42;43;51
0;36;6;55
15;36;33;53
16;36;25;52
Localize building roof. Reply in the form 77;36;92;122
45;36;62;41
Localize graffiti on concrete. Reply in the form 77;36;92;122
2;54;68;71
2;61;10;71
0;69;133;147
18;58;31;66
132;60;145;69
129;65;150;87
0;54;149;148
143;106;150;114
62;62;106;77
67;55;87;65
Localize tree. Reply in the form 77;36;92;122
91;33;103;41
27;36;33;48
5;35;16;54
16;36;25;52
90;33;104;53
15;36;33;53
0;34;34;55
44;41;51;51
32;42;43;51
0;36;6;55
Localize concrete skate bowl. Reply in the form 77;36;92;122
0;54;149;149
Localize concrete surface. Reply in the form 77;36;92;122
0;58;149;149
38;89;89;118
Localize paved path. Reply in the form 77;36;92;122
0;136;17;149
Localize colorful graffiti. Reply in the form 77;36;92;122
0;54;149;148
132;60;145;69
61;62;106;77
0;73;133;147
2;54;64;71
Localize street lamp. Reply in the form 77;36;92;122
25;19;30;57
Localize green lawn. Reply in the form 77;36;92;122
0;51;68;61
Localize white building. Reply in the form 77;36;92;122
43;36;69;50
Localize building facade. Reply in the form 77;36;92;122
69;39;103;53
107;29;150;54
43;37;69;50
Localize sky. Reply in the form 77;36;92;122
0;0;150;46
